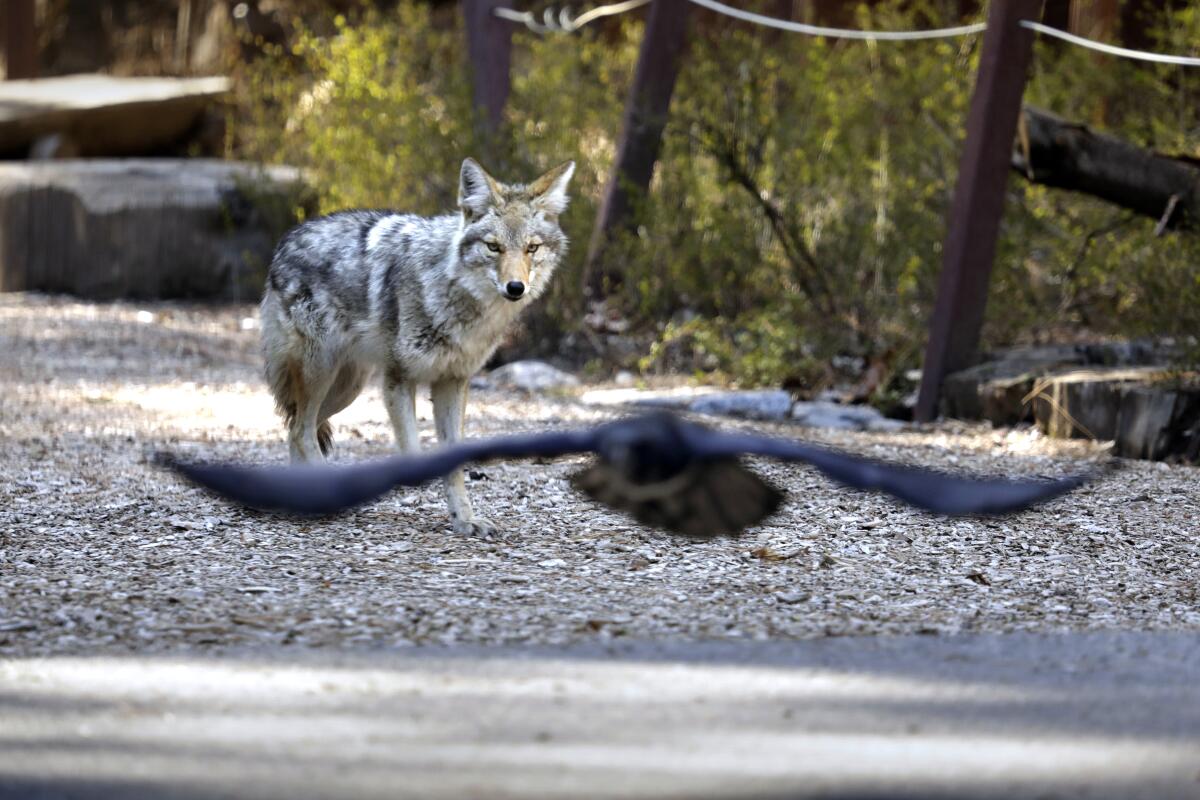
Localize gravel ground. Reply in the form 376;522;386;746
2;293;1198;657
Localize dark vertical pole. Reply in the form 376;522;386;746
583;0;691;297
956;1;983;19
914;0;1040;422
800;0;851;27
1040;0;1070;34
5;0;37;80
462;0;512;134
1119;0;1161;51
767;0;793;42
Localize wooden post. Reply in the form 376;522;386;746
583;0;691;297
462;0;512;134
913;0;1041;422
5;0;37;80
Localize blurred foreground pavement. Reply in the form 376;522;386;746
2;630;1198;800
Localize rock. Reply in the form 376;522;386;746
688;390;793;421
614;370;636;387
0;159;305;300
942;341;1180;425
791;401;888;431
488;360;579;392
0;74;231;156
579;386;719;409
1079;339;1179;366
866;417;908;433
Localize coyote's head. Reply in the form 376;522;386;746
456;157;575;305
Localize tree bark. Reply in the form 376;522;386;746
1013;106;1200;232
583;0;691;298
462;0;512;136
4;0;37;79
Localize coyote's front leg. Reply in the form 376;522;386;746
431;378;496;536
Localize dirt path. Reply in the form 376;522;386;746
2;293;1198;656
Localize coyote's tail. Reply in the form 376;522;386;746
265;356;333;457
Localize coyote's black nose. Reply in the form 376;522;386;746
505;281;526;299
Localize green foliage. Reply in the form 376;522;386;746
231;1;1200;393
232;4;480;216
622;1;977;387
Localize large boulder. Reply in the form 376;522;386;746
0;160;305;300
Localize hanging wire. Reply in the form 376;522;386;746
681;0;986;40
494;0;1200;68
494;0;650;34
1019;21;1200;67
493;6;557;34
571;0;652;28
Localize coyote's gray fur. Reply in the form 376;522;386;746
260;157;575;535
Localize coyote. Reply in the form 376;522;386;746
260;157;575;535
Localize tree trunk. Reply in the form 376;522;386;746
583;0;691;298
461;0;512;137
4;0;38;79
1013;106;1200;232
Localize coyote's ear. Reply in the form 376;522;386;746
459;158;503;221
528;160;575;215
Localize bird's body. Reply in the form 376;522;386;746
163;413;1087;537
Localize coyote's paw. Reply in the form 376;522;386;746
452;516;498;538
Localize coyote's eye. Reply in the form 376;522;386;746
485;242;501;253
526;243;540;254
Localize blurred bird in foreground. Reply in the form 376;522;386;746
161;412;1087;537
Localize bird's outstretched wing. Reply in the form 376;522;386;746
160;427;599;516
162;412;1088;532
673;423;1086;516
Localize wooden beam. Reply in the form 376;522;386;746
5;0;37;80
914;0;1041;422
462;0;512;134
583;0;691;297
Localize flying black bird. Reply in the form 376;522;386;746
161;412;1086;537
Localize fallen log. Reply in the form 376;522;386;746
1012;106;1200;232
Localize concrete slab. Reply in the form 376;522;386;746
2;631;1197;799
